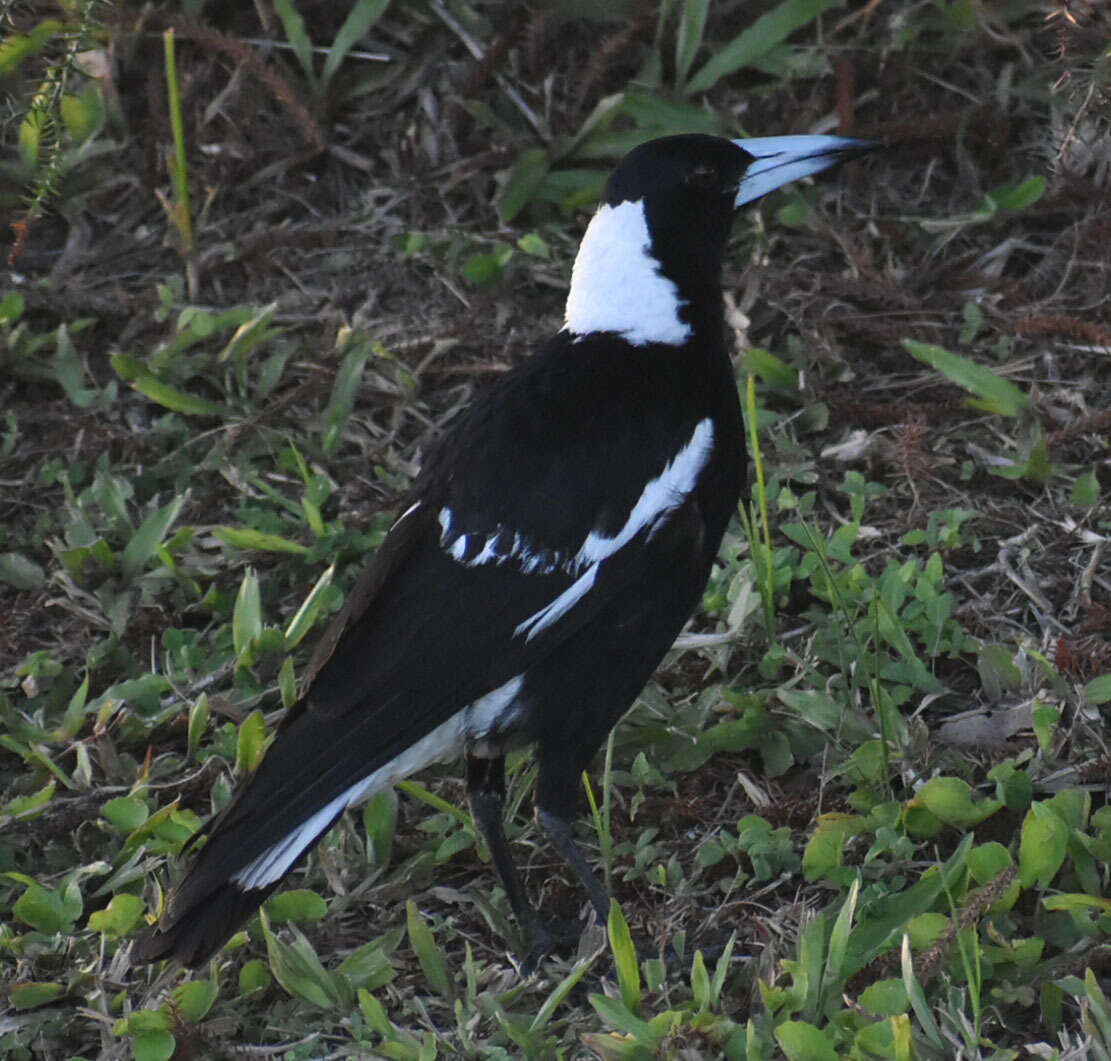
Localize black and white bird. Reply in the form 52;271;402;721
136;132;874;967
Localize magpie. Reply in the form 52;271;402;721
136;132;875;968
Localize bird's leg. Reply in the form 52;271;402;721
464;754;552;959
534;806;611;926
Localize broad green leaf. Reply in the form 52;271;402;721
903;340;1029;416
744;348;798;391
0;21;60;76
860;978;909;1016
60;87;103;142
0;290;25;322
14;879;82;933
967;841;1012;883
803;815;858;881
826;876;859;983
188;693;210;760
844;836;972;976
212;526;309;555
532;168;608;209
322;338;374;454
236;710;268;774
775;1019;839;1061
685;0;839;94
121;496;185;577
690;948;710;1011
2;781;55;821
0;551;45;590
608;899;641;1014
530;950;601;1031
983;175;1047;213
88;893;145;938
266;889;328;924
110;354;225;416
517;232;549;257
588;993;664;1044
279;655;297;708
358;988;393;1036
102;796;149;831
19;109;43;166
285;563;335;648
407;901;451;998
116;1009;171;1034
10;981;65;1009
53;672;89;741
1043;893;1111;914
462;244;514;287
500;148;550;223
170;979;219;1022
337;939;395;992
1072;468;1099;506
261;911;346;1008
217;302;279;363
132;1031;175;1061
1019;802;1068;888
233;569;262;656
901;935;944;1048
1085;674;1111;706
364;788;398;868
1033;702;1060;751
914;776;1002;827
239;959;272;996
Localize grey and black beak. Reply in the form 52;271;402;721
733;134;879;208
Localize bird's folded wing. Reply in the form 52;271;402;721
171;407;715;883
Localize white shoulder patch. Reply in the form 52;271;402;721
563;200;692;346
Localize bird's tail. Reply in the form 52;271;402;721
132;789;348;967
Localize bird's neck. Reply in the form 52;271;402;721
562;200;724;348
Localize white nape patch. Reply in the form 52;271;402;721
231;675;527;891
513;418;714;643
563;200;692;346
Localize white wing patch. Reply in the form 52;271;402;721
438;511;566;576
562;200;692;346
577;418;714;565
515;418;715;641
232;675;526;891
514;564;599;642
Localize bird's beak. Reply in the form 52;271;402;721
732;134;879;208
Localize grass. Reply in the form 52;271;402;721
2;1;1110;1058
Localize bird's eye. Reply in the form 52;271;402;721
690;164;718;188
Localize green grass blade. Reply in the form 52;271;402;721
685;0;839;94
322;0;391;85
608;899;641;1014
903;340;1030;416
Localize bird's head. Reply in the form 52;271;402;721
564;132;877;346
